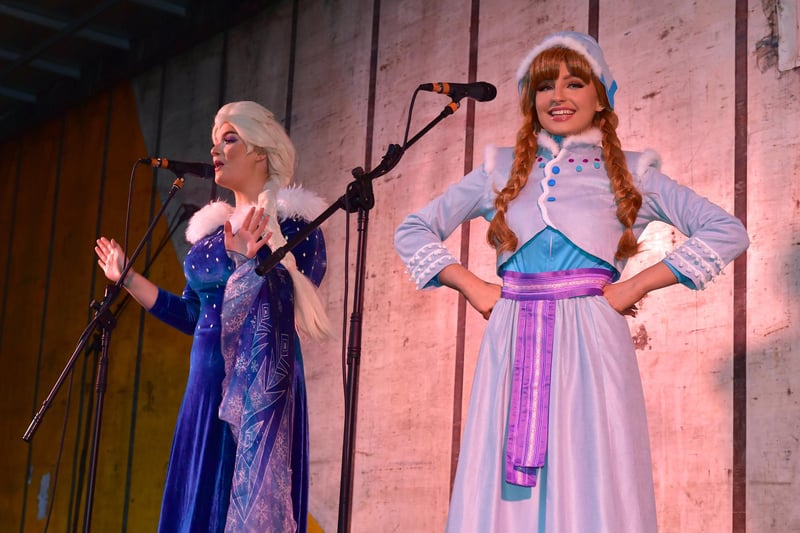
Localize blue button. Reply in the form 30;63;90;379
547;179;556;186
552;166;560;174
576;165;583;172
547;196;556;202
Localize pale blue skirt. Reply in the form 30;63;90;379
446;292;658;532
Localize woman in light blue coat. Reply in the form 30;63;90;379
395;31;748;532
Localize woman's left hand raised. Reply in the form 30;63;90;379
224;206;272;259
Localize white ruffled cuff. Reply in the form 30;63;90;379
664;236;725;290
404;242;459;289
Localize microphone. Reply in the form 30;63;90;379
140;157;215;179
418;81;497;102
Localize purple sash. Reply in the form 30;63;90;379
501;268;613;487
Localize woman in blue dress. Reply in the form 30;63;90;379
395;32;749;532
95;101;329;532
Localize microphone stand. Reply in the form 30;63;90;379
22;176;188;533
68;202;196;532
254;98;464;533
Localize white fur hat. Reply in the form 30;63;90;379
516;31;618;108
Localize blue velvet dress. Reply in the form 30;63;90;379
148;217;326;533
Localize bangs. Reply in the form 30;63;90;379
529;47;594;87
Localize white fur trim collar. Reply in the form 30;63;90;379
184;186;328;244
537;128;603;154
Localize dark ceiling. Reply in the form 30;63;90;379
0;0;269;143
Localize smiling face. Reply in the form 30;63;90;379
534;61;603;137
210;122;267;201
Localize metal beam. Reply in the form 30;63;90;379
0;0;126;79
0;1;130;50
0;85;36;102
132;0;187;17
0;46;81;78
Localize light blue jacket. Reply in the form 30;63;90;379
395;129;749;290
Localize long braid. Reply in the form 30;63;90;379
486;83;539;253
598;109;642;259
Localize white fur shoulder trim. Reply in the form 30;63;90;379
185;201;234;244
184;186;328;244
277;185;327;222
636;148;662;176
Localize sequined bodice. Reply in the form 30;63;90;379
183;227;234;334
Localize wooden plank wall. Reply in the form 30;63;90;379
0;0;797;531
0;85;191;532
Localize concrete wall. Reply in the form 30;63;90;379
1;0;797;531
